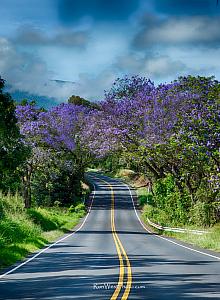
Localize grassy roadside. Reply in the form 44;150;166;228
139;189;220;253
142;209;220;252
0;193;86;270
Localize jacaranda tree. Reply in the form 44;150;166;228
16;103;91;207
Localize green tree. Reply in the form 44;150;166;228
68;95;99;109
0;77;28;192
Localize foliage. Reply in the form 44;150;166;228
0;77;29;192
143;204;172;227
0;192;85;269
69;203;85;216
142;203;220;252
142;175;217;227
84;75;220;226
68;94;99;109
138;192;154;207
136;187;154;206
15;102;92;207
189;201;216;227
149;175;190;225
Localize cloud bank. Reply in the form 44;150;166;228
1;0;220;104
13;26;90;48
0;37;75;101
133;15;220;48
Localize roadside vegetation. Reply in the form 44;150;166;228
146;221;220;252
0;76;92;269
0;192;86;269
163;224;220;252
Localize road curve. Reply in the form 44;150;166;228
0;173;220;299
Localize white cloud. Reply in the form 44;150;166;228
73;70;117;100
115;52;186;80
13;26;90;48
145;56;186;78
0;37;75;101
134;15;220;48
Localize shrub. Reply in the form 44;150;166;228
68;203;86;216
68;205;75;213
74;203;86;214
153;175;175;209
0;192;24;216
0;217;41;244
151;175;191;225
143;204;171;227
138;193;154;206
54;200;61;207
190;202;216;226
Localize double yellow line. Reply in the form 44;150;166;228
98;178;132;300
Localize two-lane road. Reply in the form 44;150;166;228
0;173;220;299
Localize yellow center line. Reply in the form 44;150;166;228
110;197;124;300
110;187;132;300
93;176;132;300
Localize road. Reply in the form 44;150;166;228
0;173;220;299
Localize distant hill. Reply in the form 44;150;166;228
5;80;76;108
8;89;58;108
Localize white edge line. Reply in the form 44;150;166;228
89;174;220;262
0;186;96;279
126;184;220;262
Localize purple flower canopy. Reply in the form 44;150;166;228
16;75;220;169
82;77;202;157
16;103;89;151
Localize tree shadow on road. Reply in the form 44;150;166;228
0;250;219;299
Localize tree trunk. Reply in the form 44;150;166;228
22;165;32;208
185;177;196;204
144;160;161;179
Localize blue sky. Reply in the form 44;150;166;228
0;0;220;103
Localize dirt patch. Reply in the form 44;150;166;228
117;169;151;189
132;174;151;188
81;181;90;191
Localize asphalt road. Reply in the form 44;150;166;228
0;173;220;299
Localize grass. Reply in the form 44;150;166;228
162;224;220;252
142;204;220;253
136;187;153;206
0;193;86;270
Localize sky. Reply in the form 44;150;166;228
0;0;220;104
